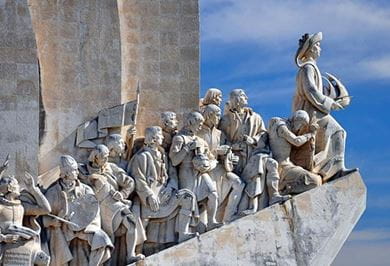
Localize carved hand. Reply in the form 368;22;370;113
112;191;124;201
127;125;137;136
24;171;36;187
186;141;198;151
148;194;160;212
121;175;133;187
160;187;172;204
332;100;344;110
0;234;20;243
244;135;256;146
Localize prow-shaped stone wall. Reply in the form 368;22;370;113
134;171;366;266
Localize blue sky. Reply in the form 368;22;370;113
200;0;390;264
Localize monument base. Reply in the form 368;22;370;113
133;171;366;266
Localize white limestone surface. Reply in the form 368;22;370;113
134;171;366;266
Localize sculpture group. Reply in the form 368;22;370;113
0;33;356;265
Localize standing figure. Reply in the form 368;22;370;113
43;155;113;266
84;145;145;265
169;112;209;190
160;112;178;152
268;110;322;194
293;32;355;180
198;104;244;223
0;170;51;266
128;126;196;247
219;89;266;174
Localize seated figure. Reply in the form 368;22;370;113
83;145;145;265
268;110;322;194
128;126;197;247
43;155;113;266
0;169;51;266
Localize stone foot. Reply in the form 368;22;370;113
207;222;224;231
328;168;358;182
178;232;199;243
127;254;145;265
269;194;291;205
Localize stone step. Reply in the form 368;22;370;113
132;171;366;266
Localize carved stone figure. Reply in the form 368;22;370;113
198;104;244;223
200;88;223;110
128;126;196;246
84;145;145;265
219;89;267;174
268;111;322;194
43;155;113;266
191;153;221;230
0;171;51;266
240;133;291;214
106;134;128;170
293;32;356;180
169;112;209;190
160;112;178;152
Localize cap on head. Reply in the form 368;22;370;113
60;155;78;172
295;32;322;66
292;110;310;124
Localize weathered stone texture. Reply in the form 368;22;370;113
136;172;366;266
28;0;122;174
0;0;39;177
118;0;200;135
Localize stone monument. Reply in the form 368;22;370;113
0;1;365;265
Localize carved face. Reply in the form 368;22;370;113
95;151;109;168
61;167;79;181
213;93;222;106
209;109;221;127
232;91;248;108
0;176;20;197
310;41;321;59
190;119;204;134
292;118;309;134
164;115;178;131
155;130;164;146
110;138;125;156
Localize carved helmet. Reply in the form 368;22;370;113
295;32;322;67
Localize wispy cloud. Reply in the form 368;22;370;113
333;229;390;266
200;0;390;82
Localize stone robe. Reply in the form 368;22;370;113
43;180;112;266
293;61;346;179
128;147;195;244
219;108;266;174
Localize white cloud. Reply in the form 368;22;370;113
200;0;390;82
333;229;390;266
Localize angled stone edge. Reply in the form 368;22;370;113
133;171;366;266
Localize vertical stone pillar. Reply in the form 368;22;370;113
117;0;200;134
28;0;122;174
0;0;39;177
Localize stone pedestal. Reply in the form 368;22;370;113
135;171;366;266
